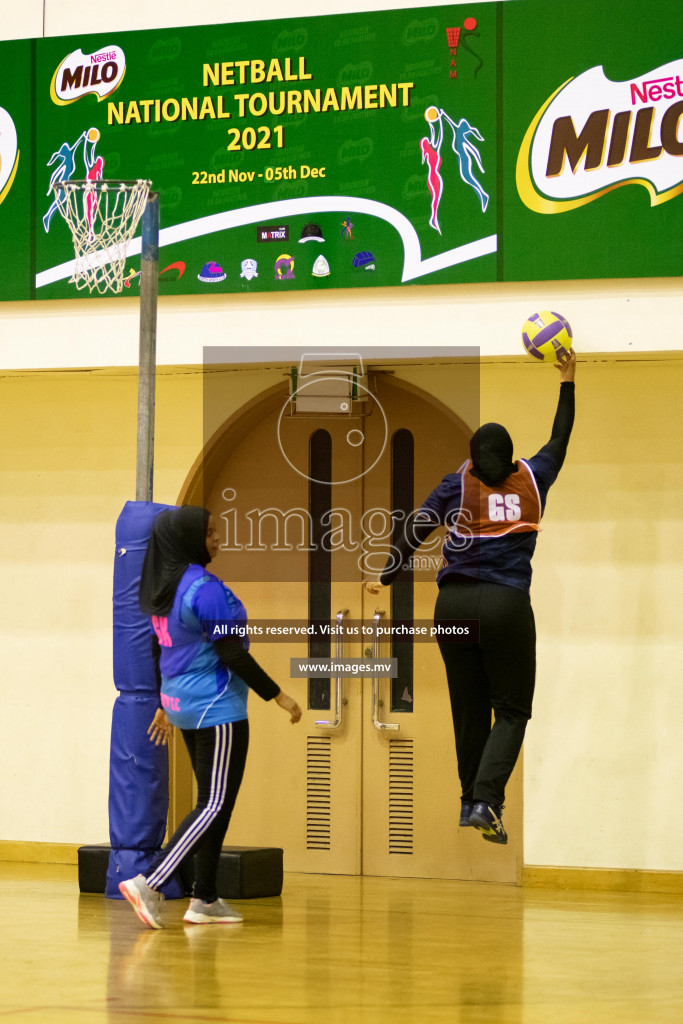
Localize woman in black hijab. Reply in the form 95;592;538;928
138;505;212;618
368;350;576;845
119;505;302;929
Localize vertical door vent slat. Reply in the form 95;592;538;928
389;739;414;855
306;736;332;850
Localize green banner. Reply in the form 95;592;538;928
0;1;680;300
0;39;32;300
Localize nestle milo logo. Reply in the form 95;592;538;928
50;45;126;105
402;19;439;45
274;28;308;53
339;137;373;164
337;61;373;87
518;60;683;213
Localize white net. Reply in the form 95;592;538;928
53;179;152;295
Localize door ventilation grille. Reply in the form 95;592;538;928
389;738;414;855
306;735;332;850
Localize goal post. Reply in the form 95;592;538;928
53;180;170;895
51;177;159;500
135;191;159;502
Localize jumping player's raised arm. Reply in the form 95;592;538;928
525;349;576;491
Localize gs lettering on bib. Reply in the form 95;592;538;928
455;459;542;538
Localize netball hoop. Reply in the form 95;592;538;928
53;177;160;501
52;178;152;295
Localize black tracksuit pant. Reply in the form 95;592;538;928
146;719;249;903
435;579;535;808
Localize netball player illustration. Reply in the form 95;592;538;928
420;108;445;233
420;105;489;235
43;127;101;233
119;506;302;929
84;153;105;239
367;350;576;844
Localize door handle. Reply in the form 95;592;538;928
315;608;348;729
371;610;399;732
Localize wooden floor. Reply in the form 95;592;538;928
2;863;683;1023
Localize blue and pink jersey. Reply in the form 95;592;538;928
151;565;249;729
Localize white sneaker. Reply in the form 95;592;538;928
183;897;243;925
119;874;165;929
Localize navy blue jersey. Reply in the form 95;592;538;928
419;444;562;592
151;565;249;729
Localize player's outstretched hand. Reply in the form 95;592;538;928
275;691;303;724
148;708;173;746
364;579;385;596
555;347;576;381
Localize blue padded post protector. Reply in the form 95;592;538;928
106;500;184;900
113;500;172;694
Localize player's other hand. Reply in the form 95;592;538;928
275;691;302;724
148;708;173;746
555;347;576;382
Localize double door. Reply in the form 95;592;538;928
173;366;521;882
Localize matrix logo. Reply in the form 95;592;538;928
0;105;19;205
257;224;289;242
50;45;126;105
517;60;683;213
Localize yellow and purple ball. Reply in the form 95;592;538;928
522;311;572;362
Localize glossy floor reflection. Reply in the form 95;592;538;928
2;862;683;1022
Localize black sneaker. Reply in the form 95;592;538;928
469;802;508;844
459;800;474;826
